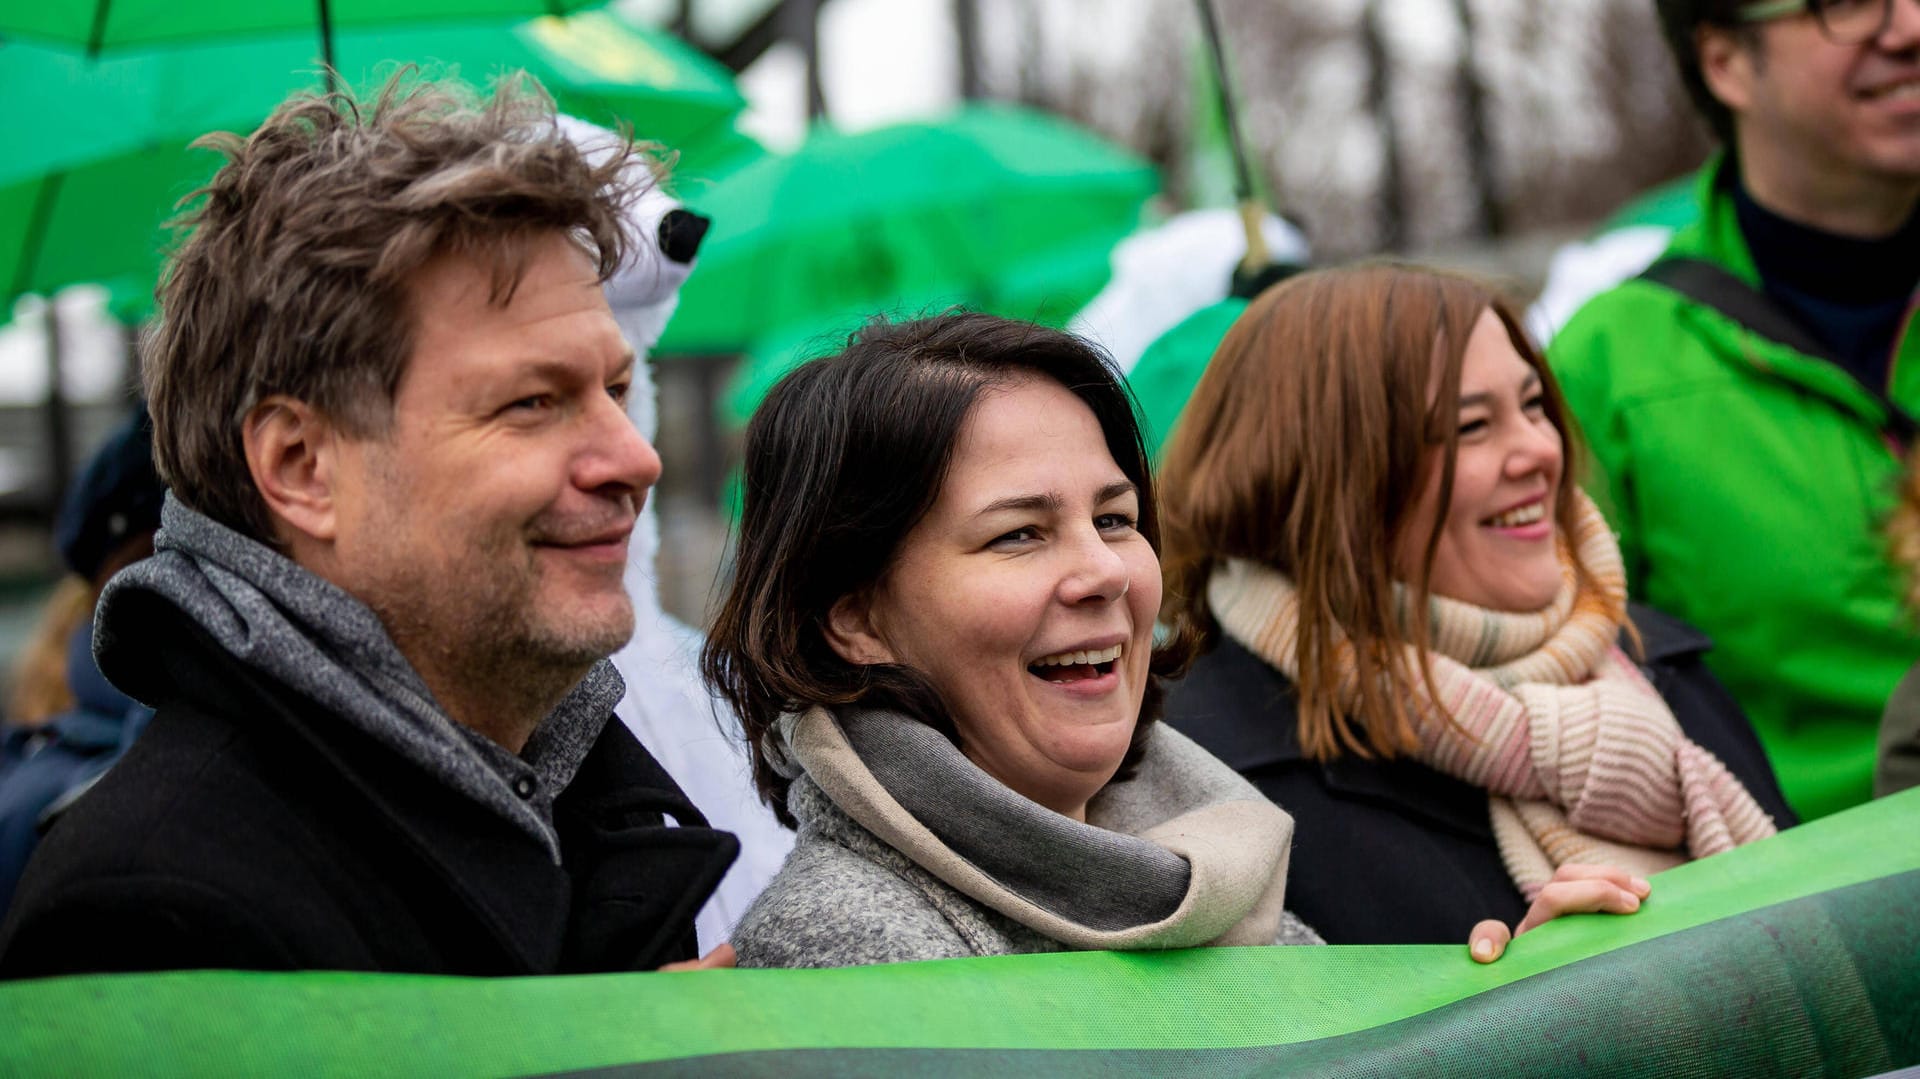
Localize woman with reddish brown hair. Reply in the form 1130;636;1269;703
1158;263;1796;948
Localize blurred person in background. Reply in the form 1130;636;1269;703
1158;266;1791;947
0;410;162;914
1548;0;1920;819
1876;445;1920;795
0;73;737;979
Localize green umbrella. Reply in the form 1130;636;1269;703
1;0;605;56
1;13;748;310
657;104;1158;355
717;235;1122;432
1126;296;1248;463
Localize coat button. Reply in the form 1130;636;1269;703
513;776;536;799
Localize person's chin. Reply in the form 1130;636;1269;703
1044;727;1137;781
533;595;635;662
1510;578;1564;613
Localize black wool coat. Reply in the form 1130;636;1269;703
1164;604;1797;945
0;613;738;979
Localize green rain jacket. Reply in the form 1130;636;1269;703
1548;154;1920;821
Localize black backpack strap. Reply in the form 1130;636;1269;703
1637;256;1918;449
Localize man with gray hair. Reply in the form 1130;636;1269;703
0;73;738;977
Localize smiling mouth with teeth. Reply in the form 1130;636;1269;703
1484;502;1547;529
1862;81;1920;101
1028;643;1124;683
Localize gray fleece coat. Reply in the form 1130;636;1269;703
733;707;1320;968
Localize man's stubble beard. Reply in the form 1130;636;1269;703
369;531;636;725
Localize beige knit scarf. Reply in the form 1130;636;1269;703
1207;491;1777;899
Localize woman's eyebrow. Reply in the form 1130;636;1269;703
1097;481;1139;504
1456;370;1541;410
975;493;1063;518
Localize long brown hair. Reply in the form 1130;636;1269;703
6;578;92;726
6;530;156;727
1158;263;1592;761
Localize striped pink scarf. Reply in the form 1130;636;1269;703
1207;492;1777;898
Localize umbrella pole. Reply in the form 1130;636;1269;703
43;297;73;511
1193;0;1268;274
317;0;338;95
85;0;112;56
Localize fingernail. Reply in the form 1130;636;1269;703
1631;877;1651;894
1472;938;1493;960
1624;894;1640;911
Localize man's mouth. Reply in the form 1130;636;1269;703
530;524;634;569
1859;77;1920;102
533;520;635;549
1028;643;1123;684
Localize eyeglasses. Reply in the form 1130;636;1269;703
1737;0;1904;45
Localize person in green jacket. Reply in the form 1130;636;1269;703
1547;0;1920;820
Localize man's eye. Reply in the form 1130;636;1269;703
505;395;553;414
608;381;631;406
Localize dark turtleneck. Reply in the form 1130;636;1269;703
1733;178;1920;391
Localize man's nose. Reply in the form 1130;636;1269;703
579;395;664;498
1882;0;1920;45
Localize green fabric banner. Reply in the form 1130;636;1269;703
4;789;1917;1076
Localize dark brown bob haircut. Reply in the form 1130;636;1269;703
703;311;1188;825
1157;263;1602;762
144;68;658;545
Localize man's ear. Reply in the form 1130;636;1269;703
1697;24;1757;115
824;591;897;666
242;395;341;546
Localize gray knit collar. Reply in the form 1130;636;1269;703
769;706;1297;950
95;494;622;862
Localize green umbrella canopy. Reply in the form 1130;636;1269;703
2;14;743;182
0;0;605;54
716;232;1122;432
0;14;747;309
1127;296;1247;463
657;103;1158;355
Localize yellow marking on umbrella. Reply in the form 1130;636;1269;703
526;13;687;89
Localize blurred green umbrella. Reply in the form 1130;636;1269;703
3;12;744;181
718;239;1121;431
1126;297;1247;462
658;104;1158;355
0;0;607;56
1;12;748;310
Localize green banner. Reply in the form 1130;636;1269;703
4;789;1918;1076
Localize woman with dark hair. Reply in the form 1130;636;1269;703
1158;264;1795;948
706;311;1318;968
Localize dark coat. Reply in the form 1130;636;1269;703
1164;604;1797;945
0;612;738;979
